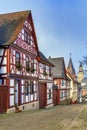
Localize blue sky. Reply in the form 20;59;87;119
0;0;87;73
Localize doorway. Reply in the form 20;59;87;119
14;80;21;108
0;86;8;113
39;83;47;109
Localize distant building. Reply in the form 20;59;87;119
38;52;54;109
78;63;84;82
49;57;70;105
67;56;78;103
77;63;87;102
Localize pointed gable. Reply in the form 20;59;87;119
0;10;39;55
67;57;76;75
67;56;79;83
49;57;67;79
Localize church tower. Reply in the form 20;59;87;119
67;56;76;76
78;63;84;82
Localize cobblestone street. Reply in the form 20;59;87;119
0;104;86;130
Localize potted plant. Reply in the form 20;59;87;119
43;71;48;77
26;67;31;72
16;64;22;71
31;67;35;73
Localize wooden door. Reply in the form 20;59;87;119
0;86;8;113
53;89;58;106
39;83;47;109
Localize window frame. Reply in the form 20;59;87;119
43;64;46;74
24;30;30;44
49;67;52;77
49;89;52;99
30;81;34;95
15;51;20;67
31;58;34;68
25;81;29;95
26;56;30;69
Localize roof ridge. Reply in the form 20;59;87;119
0;10;31;15
49;57;64;60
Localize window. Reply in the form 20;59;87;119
30;36;35;47
61;80;66;86
30;81;34;94
67;81;70;87
31;58;34;68
26;56;29;68
43;64;47;76
60;91;63;99
31;58;35;73
61;80;64;86
0;79;5;85
43;65;46;73
49;89;51;99
24;30;30;44
16;52;21;69
25;81;29;95
26;56;30;72
0;79;2;84
49;67;52;77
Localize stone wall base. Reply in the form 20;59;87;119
7;101;39;113
46;103;53;108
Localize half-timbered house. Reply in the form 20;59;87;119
38;52;54;108
0;10;39;113
49;57;70;105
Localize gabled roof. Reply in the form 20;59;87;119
0;10;39;53
48;57;67;79
0;10;31;46
39;51;54;67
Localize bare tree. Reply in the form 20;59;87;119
81;55;87;76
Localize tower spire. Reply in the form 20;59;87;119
67;53;76;75
70;52;72;58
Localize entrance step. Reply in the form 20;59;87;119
15;107;22;113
